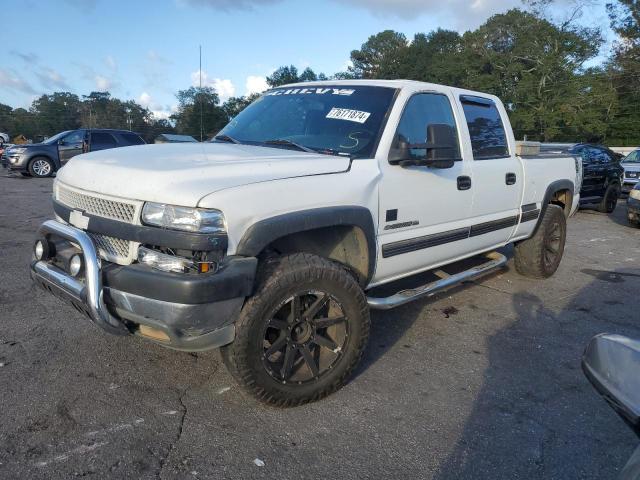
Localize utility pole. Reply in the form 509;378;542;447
199;45;203;142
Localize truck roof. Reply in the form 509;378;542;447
276;79;501;103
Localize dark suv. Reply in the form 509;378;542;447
1;129;145;178
569;143;624;213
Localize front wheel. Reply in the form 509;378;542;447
597;183;620;213
28;157;54;178
221;253;370;407
514;204;567;279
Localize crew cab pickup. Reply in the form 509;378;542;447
30;80;581;406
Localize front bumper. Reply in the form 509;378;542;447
623;178;639;193
1;153;27;171
30;220;257;351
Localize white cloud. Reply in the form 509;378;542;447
190;70;236;101
35;67;70;90
245;75;268;95
95;75;112;91
138;91;177;120
333;0;521;29
105;55;117;71
178;0;281;11
0;69;36;94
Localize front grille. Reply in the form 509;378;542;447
57;184;137;223
88;233;138;264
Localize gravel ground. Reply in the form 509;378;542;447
1;173;639;479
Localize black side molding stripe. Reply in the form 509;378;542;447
521;209;540;223
382;227;470;258
469;216;519;237
382;205;542;258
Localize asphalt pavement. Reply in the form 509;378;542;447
1;173;639;479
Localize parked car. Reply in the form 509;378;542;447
30;80;581;405
583;334;640;479
622;149;640;194
1;128;145;178
568;143;624;213
628;183;640;228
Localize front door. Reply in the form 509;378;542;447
375;91;474;285
58;130;86;164
458;95;523;250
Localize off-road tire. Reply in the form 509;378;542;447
221;253;370;407
28;157;54;178
514;204;566;279
597;183;620;213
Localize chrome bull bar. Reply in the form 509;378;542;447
31;219;129;336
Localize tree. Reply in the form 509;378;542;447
461;9;602;141
222;93;260;119
266;65;300;87
399;29;465;86
171;86;228;139
349;30;408;78
606;0;640;144
266;65;326;87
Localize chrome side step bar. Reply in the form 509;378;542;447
367;252;508;310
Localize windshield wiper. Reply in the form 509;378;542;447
213;134;241;144
262;139;316;153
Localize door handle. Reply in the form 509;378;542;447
506;172;517;185
457;176;472;191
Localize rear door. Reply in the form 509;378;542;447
89;131;118;152
579;146;608;199
458;95;523;249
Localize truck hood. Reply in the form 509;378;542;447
56;143;351;206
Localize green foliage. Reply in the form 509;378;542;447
171;86;228;139
266;65;327;87
222;93;260;119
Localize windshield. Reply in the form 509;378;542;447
623;151;640;163
43;131;72;145
215;85;397;158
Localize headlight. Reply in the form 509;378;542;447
141;203;226;233
630;189;640;201
9;147;26;154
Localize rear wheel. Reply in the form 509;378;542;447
597;183;620;213
221;253;370;407
28;157;54;178
514;204;567;279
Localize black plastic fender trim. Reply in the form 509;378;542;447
532;179;574;236
236;206;377;284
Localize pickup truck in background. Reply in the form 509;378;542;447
621;149;640;194
1;128;145;178
30;80;581;406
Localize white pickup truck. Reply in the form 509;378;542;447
31;80;581;406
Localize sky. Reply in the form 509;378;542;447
0;0;612;120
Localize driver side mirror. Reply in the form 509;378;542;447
58;139;66;146
389;123;460;169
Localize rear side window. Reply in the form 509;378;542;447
460;95;509;160
121;133;145;145
90;132;117;147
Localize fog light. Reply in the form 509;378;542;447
69;254;83;277
34;240;44;260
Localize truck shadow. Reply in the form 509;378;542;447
356;250;511;378
431;268;640;480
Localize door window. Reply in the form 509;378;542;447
121;133;145;145
90;132;117;149
390;93;460;162
63;130;85;145
460;96;509;160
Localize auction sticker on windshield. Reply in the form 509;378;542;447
326;107;371;124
